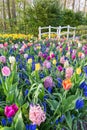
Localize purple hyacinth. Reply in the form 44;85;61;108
44;76;54;88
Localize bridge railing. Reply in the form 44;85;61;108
38;25;76;40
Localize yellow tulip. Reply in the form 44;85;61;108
76;67;81;75
52;59;57;65
28;59;32;64
35;63;41;71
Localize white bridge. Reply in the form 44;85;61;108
39;25;76;40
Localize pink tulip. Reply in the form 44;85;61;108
46;56;51;60
50;53;55;58
2;66;11;76
4;104;18;118
57;65;63;72
4;42;8;47
42;53;47;59
72;54;76;60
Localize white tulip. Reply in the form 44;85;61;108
9;56;16;64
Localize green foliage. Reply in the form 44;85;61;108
14;110;26;130
24;1;87;35
0;0;87;35
25;0;61;35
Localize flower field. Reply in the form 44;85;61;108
0;34;33;43
0;37;87;130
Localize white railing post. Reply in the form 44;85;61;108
67;25;70;40
49;25;51;39
73;27;76;40
59;26;61;39
39;26;41;39
57;27;59;38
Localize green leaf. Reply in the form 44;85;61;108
17;90;23;106
14;110;25;130
33;83;44;103
62;89;80;113
73;120;77;130
0;127;14;130
46;99;59;111
65;112;72;130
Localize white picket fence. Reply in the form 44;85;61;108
38;25;76;40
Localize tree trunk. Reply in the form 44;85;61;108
24;0;26;34
64;0;67;9
78;0;80;11
7;0;12;29
12;0;17;25
72;0;75;11
3;0;6;31
84;0;86;16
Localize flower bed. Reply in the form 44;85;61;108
0;38;87;130
0;34;33;43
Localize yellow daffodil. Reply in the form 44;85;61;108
76;67;81;75
35;63;41;71
0;34;33;41
28;59;32;64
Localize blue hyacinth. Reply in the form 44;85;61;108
75;99;84;110
24;89;29;96
57;77;62;88
79;81;86;89
42;102;46;112
47;87;52;93
1;118;6;126
8;117;13;124
83;66;87;74
39;73;45;79
84;91;87;97
26;124;36;130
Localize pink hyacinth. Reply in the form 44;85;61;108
60;56;65;64
29;104;46;126
2;66;11;76
44;76;54;88
0;56;6;63
43;60;51;69
4;104;18;118
65;67;73;78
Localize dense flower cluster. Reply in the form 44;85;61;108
0;38;87;130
